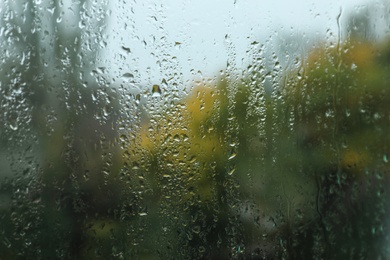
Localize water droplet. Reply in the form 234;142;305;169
78;20;86;29
152;84;162;97
92;92;98;101
103;105;111;116
121;46;131;54
132;162;140;169
122;73;134;79
228;149;237;160
83;170;90;181
161;78;168;89
9;119;18;131
135;93;141;105
227;165;236;175
188;156;197;163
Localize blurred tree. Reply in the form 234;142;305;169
0;0;130;258
280;33;390;258
129;31;390;260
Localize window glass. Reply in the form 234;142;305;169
1;0;390;258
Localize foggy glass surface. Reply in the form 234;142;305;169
1;0;390;258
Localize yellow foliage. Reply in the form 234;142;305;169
127;84;227;203
344;42;375;68
341;148;371;176
134;84;225;162
85;219;120;238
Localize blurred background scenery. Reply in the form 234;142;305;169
1;0;390;258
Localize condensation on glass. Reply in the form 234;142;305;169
0;0;389;259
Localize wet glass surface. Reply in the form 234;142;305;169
1;0;390;258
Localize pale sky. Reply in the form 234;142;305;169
102;0;381;90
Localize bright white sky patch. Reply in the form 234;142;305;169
103;0;377;89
